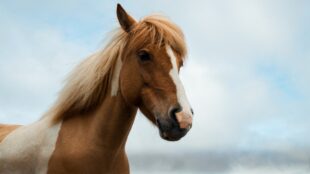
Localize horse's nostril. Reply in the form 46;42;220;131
190;108;194;115
169;106;181;122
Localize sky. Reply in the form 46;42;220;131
0;0;309;173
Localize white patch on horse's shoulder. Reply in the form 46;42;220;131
166;45;192;115
111;57;123;96
0;117;62;174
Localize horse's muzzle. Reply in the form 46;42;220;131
156;116;192;141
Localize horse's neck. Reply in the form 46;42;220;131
57;93;137;154
85;94;138;150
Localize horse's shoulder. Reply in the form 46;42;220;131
0;124;21;142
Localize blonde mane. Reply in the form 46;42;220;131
47;15;187;123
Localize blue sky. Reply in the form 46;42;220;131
0;0;309;162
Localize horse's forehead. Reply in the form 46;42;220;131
153;45;180;66
162;45;182;69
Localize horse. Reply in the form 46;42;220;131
0;4;193;174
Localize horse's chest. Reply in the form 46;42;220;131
0;120;61;174
48;147;126;174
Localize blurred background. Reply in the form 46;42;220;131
0;0;309;173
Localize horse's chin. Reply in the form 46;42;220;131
158;128;188;141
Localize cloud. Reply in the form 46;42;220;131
128;150;310;173
0;7;92;123
0;0;309;158
127;0;310;153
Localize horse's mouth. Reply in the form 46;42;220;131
156;117;190;141
159;129;188;141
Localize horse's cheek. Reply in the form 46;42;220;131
120;65;143;106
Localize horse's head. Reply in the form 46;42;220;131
116;4;193;141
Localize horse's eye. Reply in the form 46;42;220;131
138;50;151;62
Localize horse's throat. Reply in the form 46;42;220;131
90;94;137;150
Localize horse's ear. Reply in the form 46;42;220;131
116;4;136;32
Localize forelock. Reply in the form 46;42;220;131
128;15;187;59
